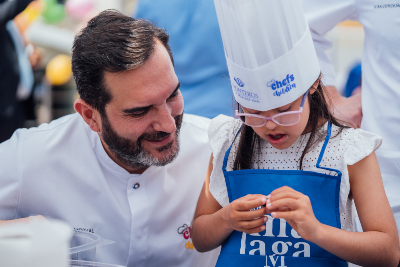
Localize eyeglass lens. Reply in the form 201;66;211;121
238;113;301;126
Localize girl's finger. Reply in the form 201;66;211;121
268;186;297;197
271;210;298;221
235;197;267;211
267;198;299;211
241;194;267;201
236;207;268;221
268;206;290;213
269;189;302;202
238;215;268;230
241;224;267;235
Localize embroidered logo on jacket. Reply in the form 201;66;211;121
177;224;193;250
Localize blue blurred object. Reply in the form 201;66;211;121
344;62;362;97
134;0;233;118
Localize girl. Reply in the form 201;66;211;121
191;0;399;266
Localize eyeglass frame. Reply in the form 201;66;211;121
235;89;309;127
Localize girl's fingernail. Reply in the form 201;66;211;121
264;217;268;222
266;203;271;208
267;198;270;204
266;195;270;198
261;198;267;203
261;226;266;231
271;212;277;218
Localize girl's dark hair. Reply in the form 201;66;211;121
233;78;349;171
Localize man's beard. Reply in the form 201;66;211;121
101;113;183;169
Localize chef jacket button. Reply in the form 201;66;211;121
133;183;140;189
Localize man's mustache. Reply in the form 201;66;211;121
140;131;171;142
136;113;183;145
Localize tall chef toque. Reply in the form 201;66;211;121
214;0;320;111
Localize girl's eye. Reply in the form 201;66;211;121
278;106;292;113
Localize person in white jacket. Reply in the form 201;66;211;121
302;0;400;241
0;10;219;267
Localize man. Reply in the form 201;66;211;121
133;0;233;119
301;0;400;242
0;10;219;267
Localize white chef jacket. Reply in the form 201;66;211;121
0;113;219;267
302;0;400;235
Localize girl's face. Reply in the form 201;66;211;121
242;85;317;150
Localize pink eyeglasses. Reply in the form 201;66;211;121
235;90;309;127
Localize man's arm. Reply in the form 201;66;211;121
324;85;362;128
0;130;24;221
0;0;34;29
302;0;362;128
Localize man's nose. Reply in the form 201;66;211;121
152;104;177;134
265;120;278;130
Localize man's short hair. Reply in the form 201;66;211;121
72;10;173;116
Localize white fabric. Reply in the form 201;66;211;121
209;115;382;233
214;0;320;111
0;220;71;267
0;113;219;267
301;0;400;240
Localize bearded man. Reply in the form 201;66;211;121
0;10;219;267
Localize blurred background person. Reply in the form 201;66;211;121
302;0;400;243
344;62;361;97
133;0;233;118
0;0;35;143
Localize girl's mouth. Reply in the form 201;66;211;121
267;134;288;145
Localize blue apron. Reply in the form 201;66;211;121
215;122;347;267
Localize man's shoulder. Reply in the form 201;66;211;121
28;113;81;134
182;113;211;132
1;113;90;157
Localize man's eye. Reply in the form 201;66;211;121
130;109;149;117
168;90;179;100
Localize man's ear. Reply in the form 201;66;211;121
74;99;101;133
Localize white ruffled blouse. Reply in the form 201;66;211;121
208;115;382;232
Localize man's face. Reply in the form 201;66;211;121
99;41;184;172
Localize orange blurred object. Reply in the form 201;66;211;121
14;0;44;33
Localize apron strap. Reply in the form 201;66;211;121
223;122;342;176
222;125;243;172
316;122;342;176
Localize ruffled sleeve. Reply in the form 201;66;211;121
208;115;240;207
342;127;382;166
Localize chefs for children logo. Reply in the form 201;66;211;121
267;74;296;97
232;77;260;103
239;216;310;266
177;224;193;250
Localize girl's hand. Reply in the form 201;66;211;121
266;186;321;242
221;194;268;234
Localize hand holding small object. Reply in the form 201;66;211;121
266;186;321;242
221;194;269;234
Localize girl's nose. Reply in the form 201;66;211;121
265;120;278;130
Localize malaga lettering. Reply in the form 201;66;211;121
239;215;311;266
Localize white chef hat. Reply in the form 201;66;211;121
214;0;320;111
